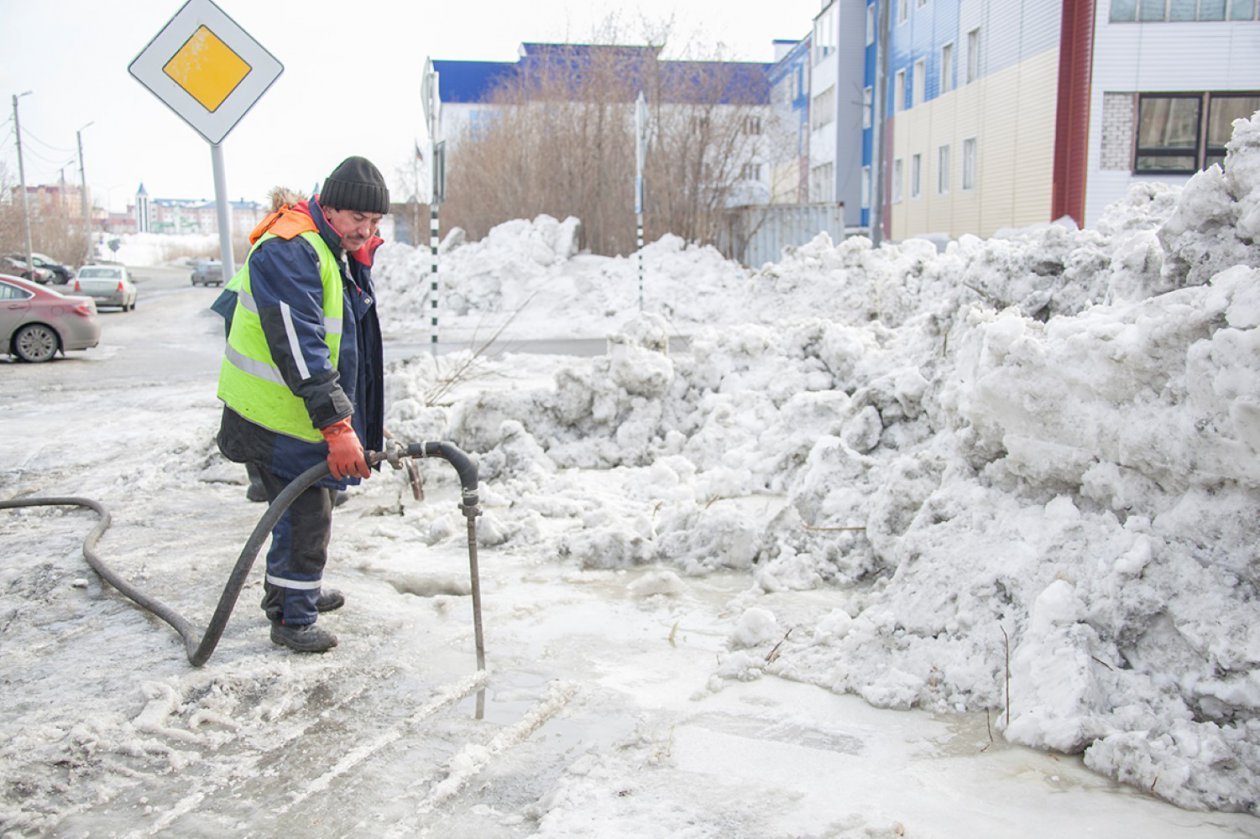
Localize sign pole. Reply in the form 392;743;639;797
211;143;234;284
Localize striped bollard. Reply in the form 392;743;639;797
430;205;440;350
637;213;644;312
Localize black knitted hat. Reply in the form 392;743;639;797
320;156;390;214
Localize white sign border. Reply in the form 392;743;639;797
128;0;283;145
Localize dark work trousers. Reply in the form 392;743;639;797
255;466;335;626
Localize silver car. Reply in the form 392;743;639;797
0;274;101;362
73;264;138;311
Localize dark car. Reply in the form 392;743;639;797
0;274;101;362
28;252;74;285
191;259;227;286
2;256;53;285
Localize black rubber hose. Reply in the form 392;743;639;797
2;441;480;667
189;460;331;665
0;463;330;666
407;441;479;500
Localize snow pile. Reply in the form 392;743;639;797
379;113;1260;812
98;232;218;267
373;217;750;341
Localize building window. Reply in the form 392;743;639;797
811;162;835;202
1171;0;1203;19
962;137;977;190
894;70;906;113
941;43;954;94
911;153;922;198
1110;0;1258;19
866;4;876;45
913;58;926;107
743;116;762;135
741;163;763;180
898;0;909;24
893;158;904;203
862;165;871;208
938;144;951;193
1206;93;1260;166
812;85;836;129
1137;94;1202;172
468;109;498;141
863;86;873;129
966;28;980;84
1136;92;1260;172
814;6;836;64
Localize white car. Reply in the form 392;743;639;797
73;264;138;311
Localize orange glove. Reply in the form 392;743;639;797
321;418;370;480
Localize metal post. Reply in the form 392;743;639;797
77;123;93;265
634;91;648;313
637;215;644;312
210;143;235;284
429;205;440;350
870;0;891;246
12;92;34;276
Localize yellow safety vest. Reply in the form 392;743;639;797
216;230;343;442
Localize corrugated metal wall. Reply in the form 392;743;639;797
719;203;848;267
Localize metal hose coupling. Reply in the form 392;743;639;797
376;437;424;500
404;441;481;520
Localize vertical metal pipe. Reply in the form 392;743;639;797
871;0;891;246
211;143;235;285
466;509;486;719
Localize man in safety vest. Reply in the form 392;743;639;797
216;156;389;653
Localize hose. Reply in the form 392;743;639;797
1;441;482;669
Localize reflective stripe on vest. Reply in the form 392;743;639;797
216;230;343;442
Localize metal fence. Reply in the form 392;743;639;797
718;202;852;268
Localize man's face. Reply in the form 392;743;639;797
324;207;384;252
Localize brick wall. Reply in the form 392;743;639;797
1101;92;1134;171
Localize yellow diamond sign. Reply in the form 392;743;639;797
162;26;252;113
130;0;283;144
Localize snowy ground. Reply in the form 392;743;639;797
3;116;1260;835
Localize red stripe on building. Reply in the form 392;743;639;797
1052;0;1095;227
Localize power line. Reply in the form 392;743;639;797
19;127;74;155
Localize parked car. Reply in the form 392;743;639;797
0;273;100;363
2;256;53;285
190;259;226;286
73;264;138;311
27;252;74;284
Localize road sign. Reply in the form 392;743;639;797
128;0;282;145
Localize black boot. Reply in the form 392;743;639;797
270;622;338;652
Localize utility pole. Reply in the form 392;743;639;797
12;91;34;274
78;122;93;264
870;0;891;246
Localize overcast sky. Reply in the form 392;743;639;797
0;0;822;212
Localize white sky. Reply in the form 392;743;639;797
0;0;822;212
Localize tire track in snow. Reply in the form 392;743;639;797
276;670;489;815
384;679;579;838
